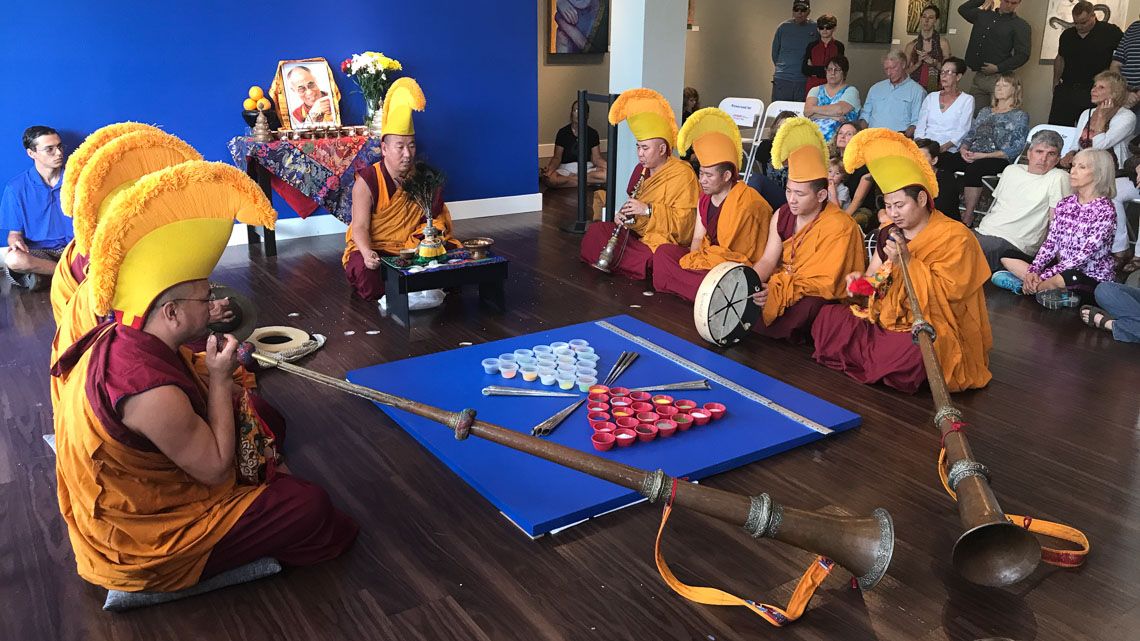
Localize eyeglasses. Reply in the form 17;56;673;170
818;25;835;30
939;69;960;76
172;294;217;306
794;8;809;13
292;81;319;92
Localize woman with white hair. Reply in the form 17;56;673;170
1060;71;1136;170
991;149;1119;308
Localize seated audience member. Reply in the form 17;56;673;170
345;78;461;301
2;126;73;290
653;108;772;301
580;88;700;280
1111;155;1140;265
681;87;701;165
804;56;860;142
913;57;974;155
1081;282;1140;342
1062;71;1136;170
905;4;952;92
972;130;1071;271
51;160;357;593
542;99;607;189
858;50;926;136
937;73;1029;226
911;138;959;220
746;110;799;209
802;14;845;95
749;118;865;342
991;149;1118;307
827;156;851;209
813;128;992;393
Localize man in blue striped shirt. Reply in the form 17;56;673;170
1111;13;1140;133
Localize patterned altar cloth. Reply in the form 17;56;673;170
227;135;383;222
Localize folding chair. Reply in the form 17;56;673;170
717;97;764;183
746;101;805;182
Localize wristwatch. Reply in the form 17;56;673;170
645;204;653;217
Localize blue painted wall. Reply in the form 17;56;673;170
0;1;537;224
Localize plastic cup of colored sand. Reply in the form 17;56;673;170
556;364;577;375
636;411;659;426
629;391;651;402
532;345;553;356
587;384;610;396
587;412;611;429
611;408;633;419
568;339;589;349
553;347;574;358
674;400;697;413
555;372;575;390
674;414;693;430
577;375;598;392
575;366;598;378
516;356;537;367
538;367;557;386
588;392;610;404
615;416;639;431
630;401;653;414
655;419;678;437
577;352;600;365
608;386;630;397
481;358;500;374
520;365;539;382
656;405;679;418
635;423;658;442
703;402;726;420
593;421;615;434
689;410;711;426
572;345;594;355
652;395;674;406
498;353;517;364
499;362;519;379
613;428;637;447
610;396;633;407
587;402;610;413
556;354;577;366
592;432;616;452
513;348;534;359
549;341;570;351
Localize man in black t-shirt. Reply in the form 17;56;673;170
1050;2;1123;125
542;100;607;188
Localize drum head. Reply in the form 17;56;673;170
693;262;761;346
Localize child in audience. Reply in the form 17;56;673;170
827;156;851;209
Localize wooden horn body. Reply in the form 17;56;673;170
887;228;1039;587
240;347;895;589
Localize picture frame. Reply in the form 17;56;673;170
548;0;610;56
268;57;342;130
849;0;895;44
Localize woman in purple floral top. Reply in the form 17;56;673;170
991;149;1118;304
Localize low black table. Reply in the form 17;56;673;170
380;251;508;326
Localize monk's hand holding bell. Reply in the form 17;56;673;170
364;251;382;270
205;334;239;381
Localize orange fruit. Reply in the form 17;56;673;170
242;98;257;111
256;98;271;111
248;86;264;100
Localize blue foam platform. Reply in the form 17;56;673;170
347;315;859;536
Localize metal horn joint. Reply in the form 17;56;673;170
452;408;476;440
639;469;670;503
933;406;963;429
743;494;774;538
911;320;936;344
947;459;991;492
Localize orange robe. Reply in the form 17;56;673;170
679;181;772;271
763;203;865;326
52;324;265;591
341;162;459;265
843;212;992;391
625;156;700;251
49;240;85;325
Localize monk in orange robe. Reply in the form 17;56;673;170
653;107;772;301
580;88;699;280
749;118;865;342
53;162;356;592
812;129;992;393
343;77;460;300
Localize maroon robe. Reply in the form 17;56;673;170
751;207;832;343
650;196;725;301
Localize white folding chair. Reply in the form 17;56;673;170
746;101;805;182
717;97;764;183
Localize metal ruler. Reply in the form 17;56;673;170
596;320;832;435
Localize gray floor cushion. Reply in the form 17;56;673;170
103;558;282;612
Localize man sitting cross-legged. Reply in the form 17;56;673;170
652;107;772;301
749;117;865;343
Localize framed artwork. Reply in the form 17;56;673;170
268;58;342;130
905;0;950;34
849;0;895;44
1040;0;1126;61
548;0;610;55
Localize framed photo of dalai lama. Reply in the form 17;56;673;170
269;58;342;130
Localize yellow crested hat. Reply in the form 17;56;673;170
87;161;277;327
609;88;677;146
771;117;829;182
70;129;202;255
677;107;743;169
61;122;161;216
381;77;426;137
844;128;938;197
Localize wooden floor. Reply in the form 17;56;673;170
2;188;1138;641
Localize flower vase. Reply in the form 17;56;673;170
366;98;384;137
